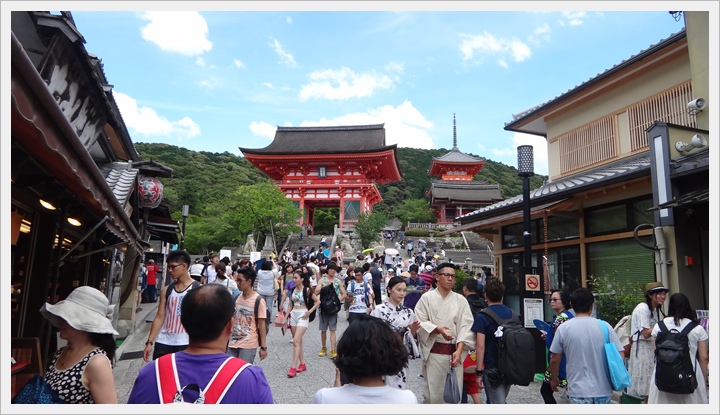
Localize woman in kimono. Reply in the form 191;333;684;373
370;276;421;389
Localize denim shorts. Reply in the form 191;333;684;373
568;396;612;404
318;311;338;331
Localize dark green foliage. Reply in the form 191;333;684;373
404;228;430;237
313;208;339;235
453;268;471;293
354;211;388;247
588;273;645;327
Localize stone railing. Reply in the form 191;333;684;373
406;222;455;231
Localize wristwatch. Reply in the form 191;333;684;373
260;346;268;351
475;369;485;376
145;340;153;346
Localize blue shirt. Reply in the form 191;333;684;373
470;304;513;370
404;276;425;310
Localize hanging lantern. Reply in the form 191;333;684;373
138;176;163;209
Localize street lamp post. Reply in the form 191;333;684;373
180;204;189;251
517;145;545;374
517;145;534;289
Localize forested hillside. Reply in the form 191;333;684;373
134;142;546;251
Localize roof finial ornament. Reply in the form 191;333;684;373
453;113;457;150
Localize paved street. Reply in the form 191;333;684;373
113;301;550;405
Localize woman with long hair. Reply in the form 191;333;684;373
647;293;708;404
627;282;668;401
313;314;417;403
540;289;574;404
369;276;421;389
286;270;319;378
39;286;118;403
278;262;295;313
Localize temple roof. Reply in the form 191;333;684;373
432;147;485;163
428;181;503;203
239;124;395;155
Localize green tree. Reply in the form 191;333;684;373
354;211;388;247
393;198;436;224
313;208;339;235
222;182;301;251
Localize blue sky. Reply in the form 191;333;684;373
31;5;701;176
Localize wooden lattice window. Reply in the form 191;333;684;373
627;81;696;151
558;115;617;174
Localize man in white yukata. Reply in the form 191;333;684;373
414;262;475;404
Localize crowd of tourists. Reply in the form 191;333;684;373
17;237;709;405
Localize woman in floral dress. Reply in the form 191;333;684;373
627;282;668;402
370;276;421;389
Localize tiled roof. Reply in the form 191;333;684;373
430;181;503;203
507;29;687;126
433;147;484;163
240;124;394;155
100;162;138;207
458;153;651;222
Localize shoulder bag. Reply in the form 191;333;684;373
599;319;632;391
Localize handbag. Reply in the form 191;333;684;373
443;366;461;404
11;375;65;404
599;319;632;391
274;311;287;327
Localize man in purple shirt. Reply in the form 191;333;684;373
403;264;425;310
128;284;273;404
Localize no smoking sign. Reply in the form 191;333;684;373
525;274;540;291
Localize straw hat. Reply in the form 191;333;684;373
644;281;669;295
40;286;118;335
400;271;411;278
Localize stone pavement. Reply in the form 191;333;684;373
113;300;556;404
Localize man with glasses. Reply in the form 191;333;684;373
414;262;475;403
143;250;200;362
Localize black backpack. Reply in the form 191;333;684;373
466;295;487;318
480;307;536;386
254;295;271;336
302;286;317;322
655;320;699;394
319;283;341;315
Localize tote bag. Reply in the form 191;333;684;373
599;319;632;391
11;375;65;404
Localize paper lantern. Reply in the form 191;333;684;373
138;176;163;209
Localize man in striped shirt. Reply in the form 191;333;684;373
143;250;200;362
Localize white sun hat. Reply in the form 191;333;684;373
40;286;118;335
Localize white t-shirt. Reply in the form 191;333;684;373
347;280;371;314
313;384;417;404
188;263;204;277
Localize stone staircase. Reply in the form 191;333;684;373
283;233;332;253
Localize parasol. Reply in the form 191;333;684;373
385;248;399;256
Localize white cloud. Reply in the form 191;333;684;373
233;58;245;69
113;91;201;140
490;132;548;176
249;121;277;140
261;82;275;89
298;100;435;149
299;67;394;101
270;38;297;67
286;16;293;24
528;23;551;46
560;11;586;26
195;57;206;68
199;78;219;89
459;32;532;66
139;11;212;56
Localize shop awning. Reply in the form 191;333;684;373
647;188;709;211
10;33;144;253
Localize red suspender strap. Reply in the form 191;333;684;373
156;354;180;404
203;357;250;404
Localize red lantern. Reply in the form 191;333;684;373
138;176;163;209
